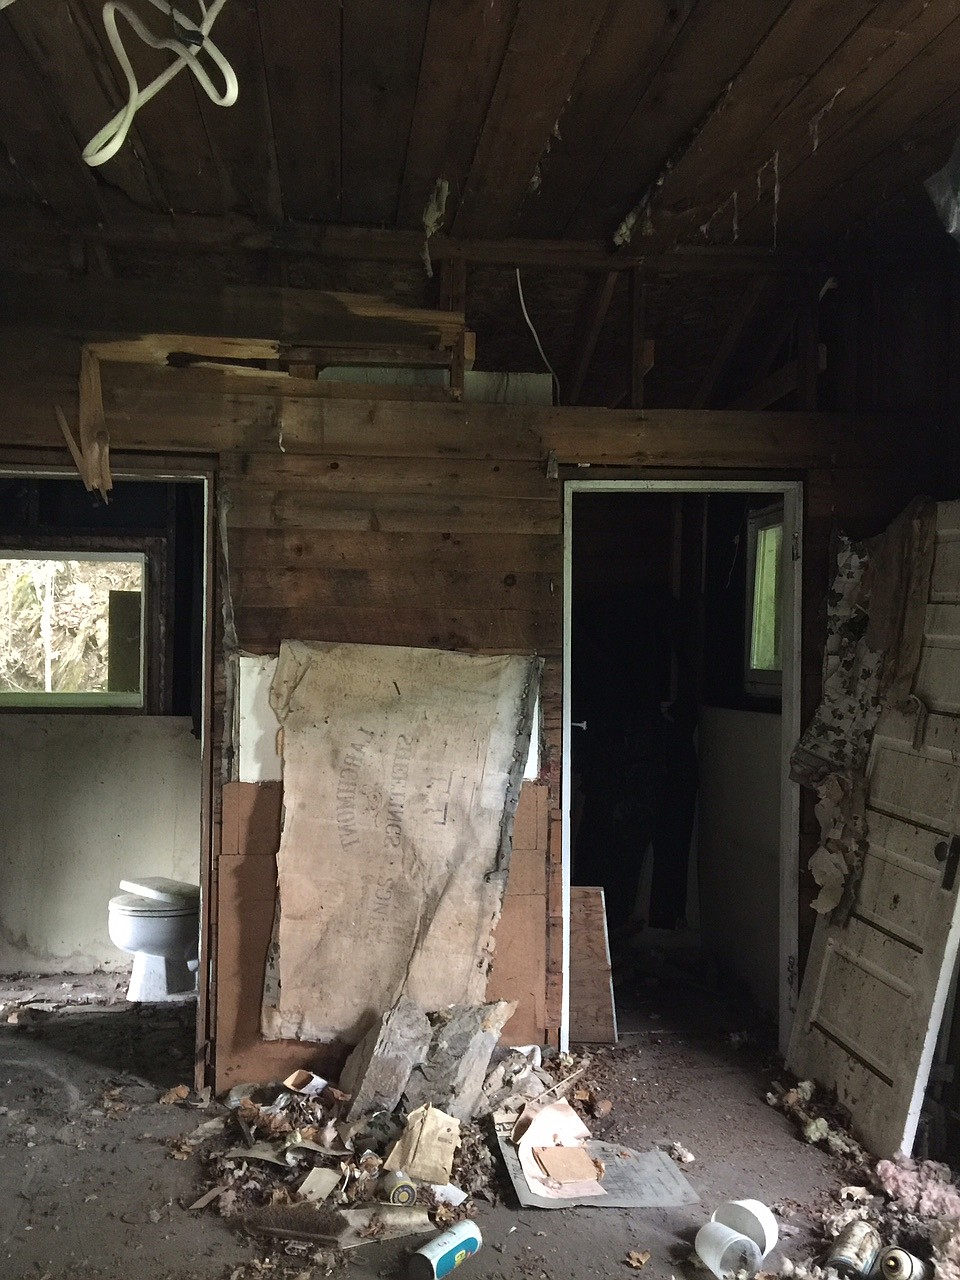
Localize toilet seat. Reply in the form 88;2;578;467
109;891;198;918
119;877;200;905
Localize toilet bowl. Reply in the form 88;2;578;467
107;877;200;1002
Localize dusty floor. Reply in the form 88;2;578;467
0;963;847;1280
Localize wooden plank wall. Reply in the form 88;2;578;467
0;278;937;1066
220;439;566;1042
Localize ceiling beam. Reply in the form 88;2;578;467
0;210;804;274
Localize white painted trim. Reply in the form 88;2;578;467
561;479;803;1054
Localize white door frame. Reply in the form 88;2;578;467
561;479;803;1056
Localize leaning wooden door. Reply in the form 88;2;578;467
788;501;960;1157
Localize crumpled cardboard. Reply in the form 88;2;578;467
384;1104;460;1185
511;1099;606;1201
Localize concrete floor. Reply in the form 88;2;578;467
0;967;846;1280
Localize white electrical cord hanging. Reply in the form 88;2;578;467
82;0;238;167
515;268;560;404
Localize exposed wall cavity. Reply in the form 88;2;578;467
0;715;201;973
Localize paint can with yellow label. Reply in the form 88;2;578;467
379;1172;418;1206
408;1220;482;1279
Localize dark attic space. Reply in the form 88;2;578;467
3;2;960;1279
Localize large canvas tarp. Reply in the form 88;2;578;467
261;641;539;1045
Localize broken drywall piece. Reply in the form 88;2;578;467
384;1105;461;1185
299;1167;341;1203
403;999;517;1123
261;641;539;1044
807;844;849;915
339;996;432;1123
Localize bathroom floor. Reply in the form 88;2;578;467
0;968;852;1280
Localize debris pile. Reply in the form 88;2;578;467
174;995;703;1274
177;998;604;1272
766;1078;867;1163
760;1078;960;1277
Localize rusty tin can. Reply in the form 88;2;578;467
873;1246;931;1280
825;1221;881;1277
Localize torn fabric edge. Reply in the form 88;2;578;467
260;642;541;1044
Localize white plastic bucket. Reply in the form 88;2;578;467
695;1221;762;1280
711;1199;779;1258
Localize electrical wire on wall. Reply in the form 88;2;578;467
83;0;238;167
515;268;560;405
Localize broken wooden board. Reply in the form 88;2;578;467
569;886;617;1044
261;641;539;1044
486;783;549;1045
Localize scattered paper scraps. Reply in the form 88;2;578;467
625;1250;651;1269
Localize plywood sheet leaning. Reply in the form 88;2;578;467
569;886;617;1044
486;783;549;1045
261;640;539;1044
789;500;960;1158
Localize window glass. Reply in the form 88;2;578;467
750;522;782;671
0;553;145;707
744;505;783;698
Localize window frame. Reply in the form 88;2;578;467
743;501;784;699
0;535;166;713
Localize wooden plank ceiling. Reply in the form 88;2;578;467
1;0;959;253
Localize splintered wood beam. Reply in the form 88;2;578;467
2;272;467;351
690;275;770;409
728;343;826;409
564;271;620;405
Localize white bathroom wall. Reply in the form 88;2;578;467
698;706;782;1016
0;715;201;973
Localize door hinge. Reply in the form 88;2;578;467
791;532;800;562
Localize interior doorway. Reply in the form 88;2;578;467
561;480;802;1055
0;467;214;1084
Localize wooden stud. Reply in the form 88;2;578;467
798;278;821;411
728;345;826;410
564;271;620;405
439;258;467;314
629;268;647;410
691;275;770;409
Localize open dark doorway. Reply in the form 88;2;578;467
564;482;800;1054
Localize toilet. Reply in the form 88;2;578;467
107;877;201;1002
